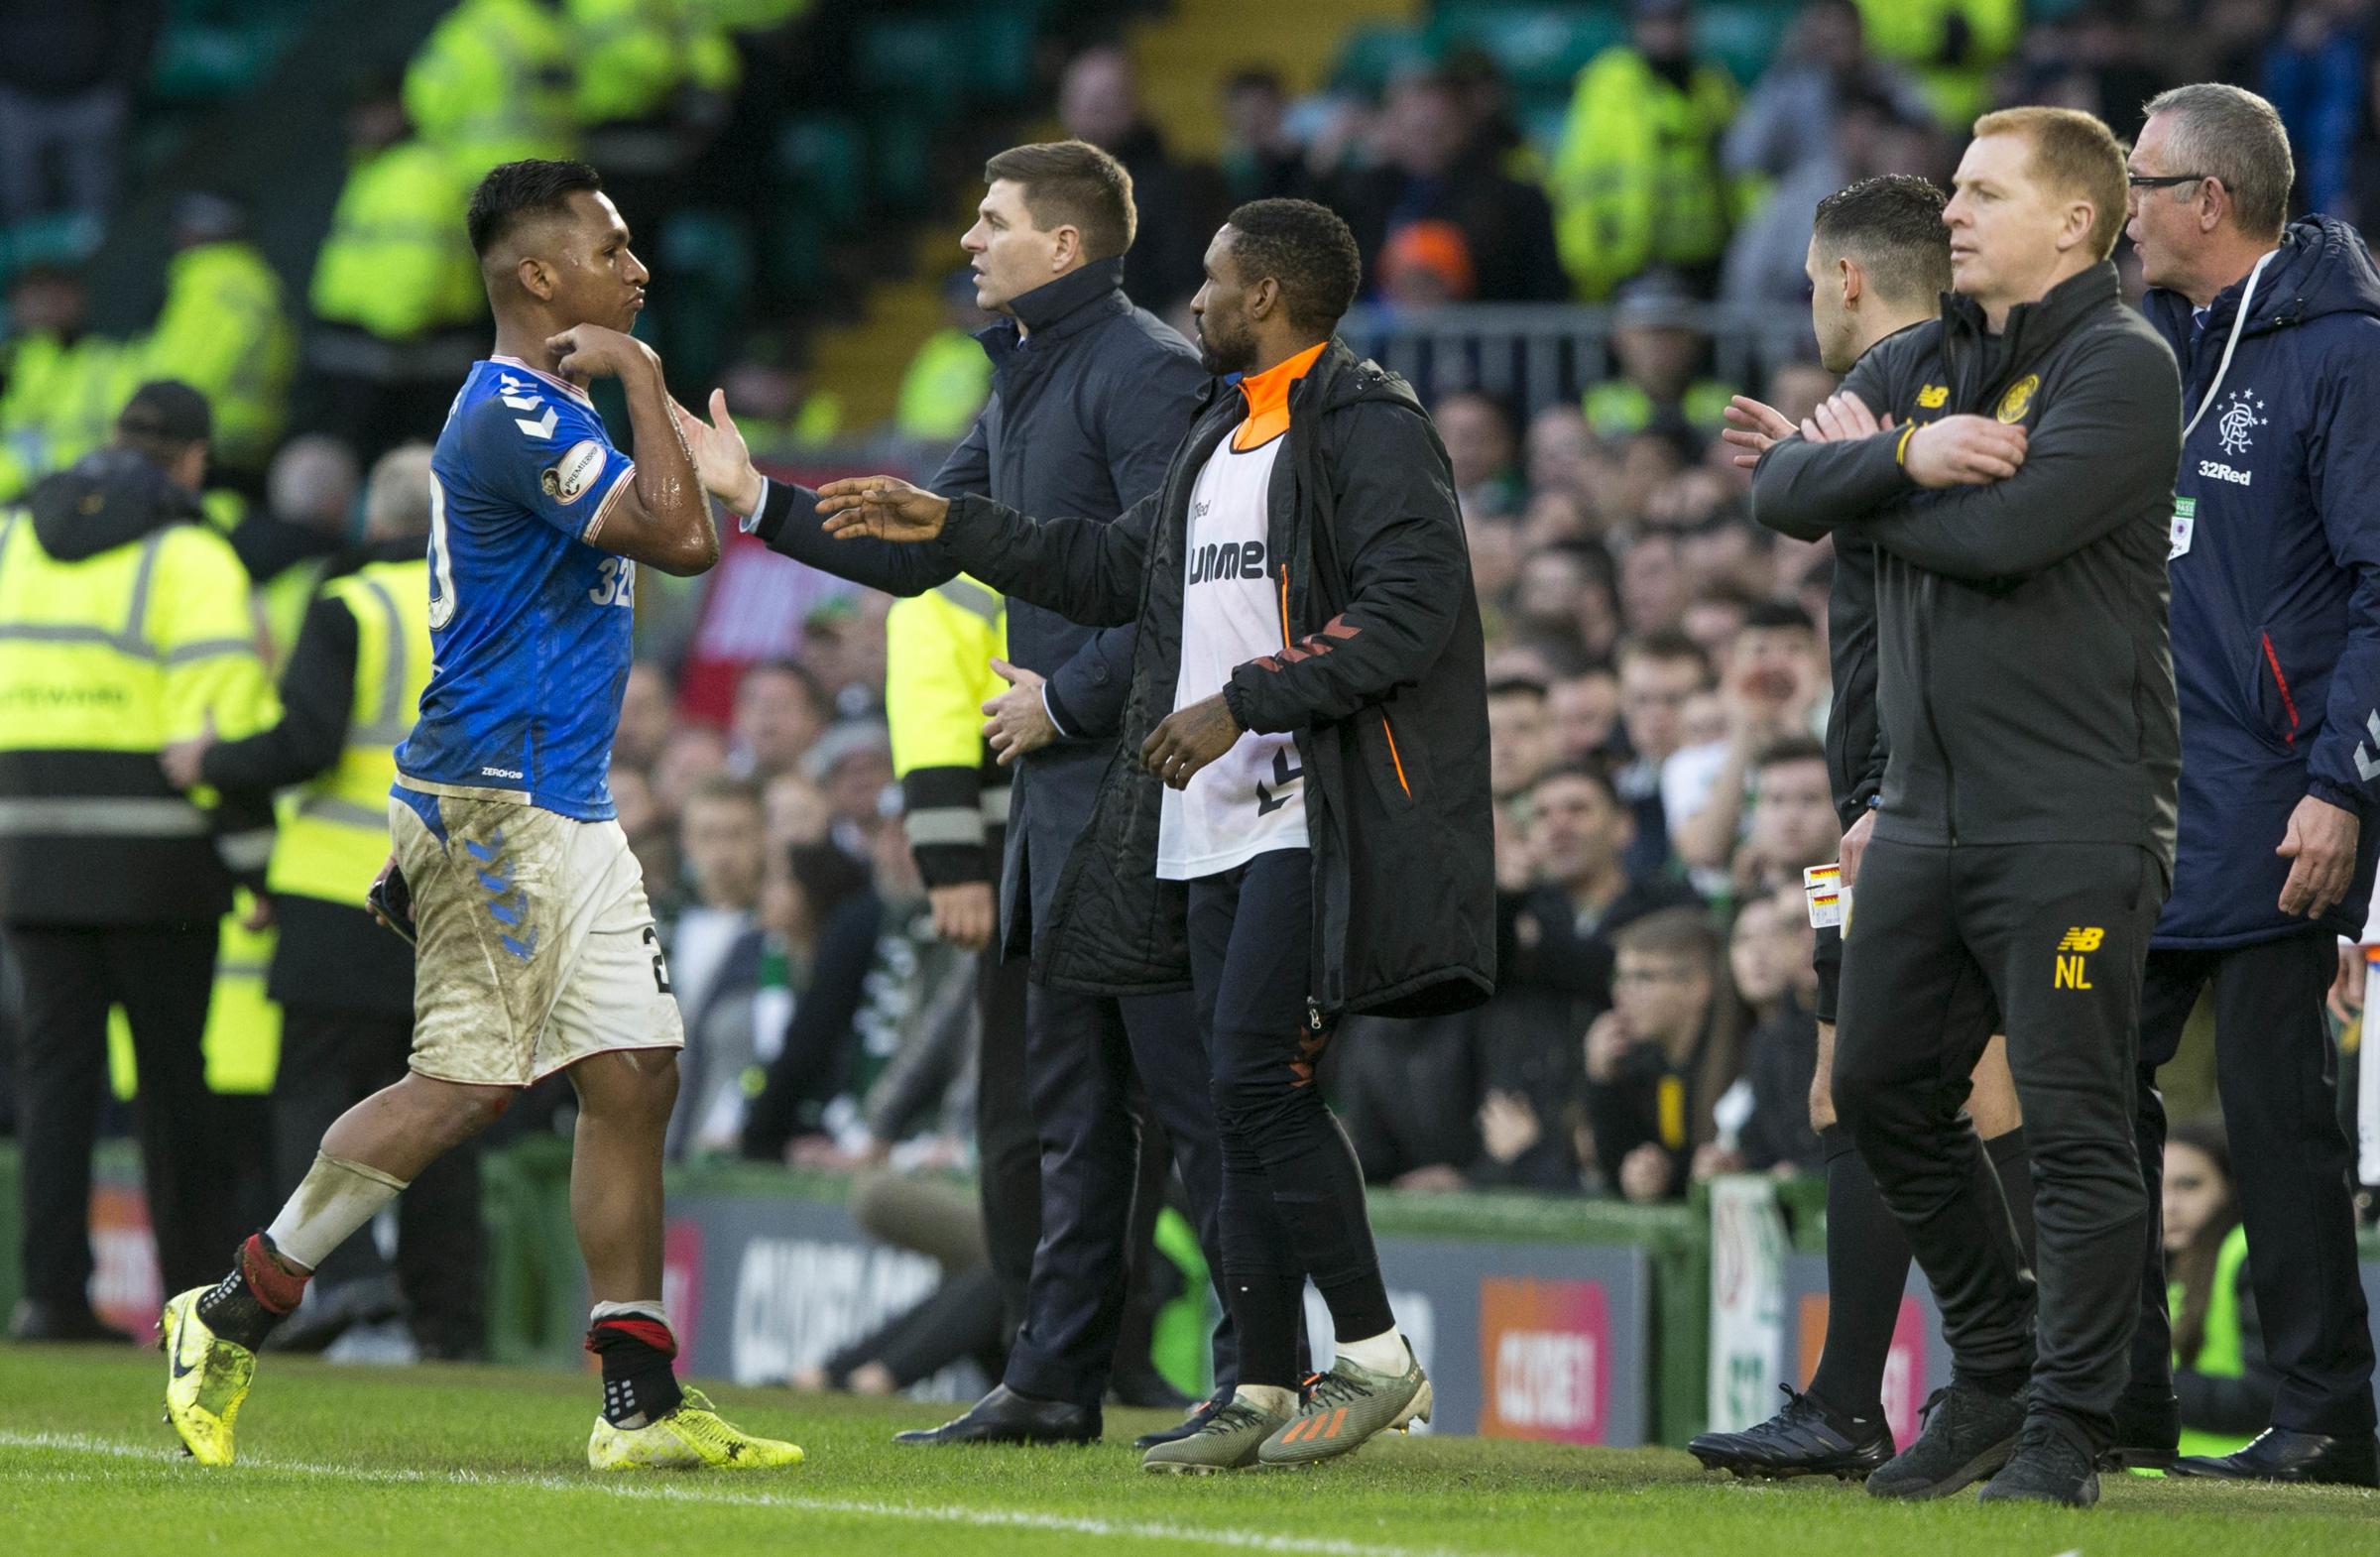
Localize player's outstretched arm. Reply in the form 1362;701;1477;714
554;325;719;576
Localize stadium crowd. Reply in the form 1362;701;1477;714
1;0;2375;1453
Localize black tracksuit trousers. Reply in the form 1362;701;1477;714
1834;837;2165;1445
2129;929;2377;1435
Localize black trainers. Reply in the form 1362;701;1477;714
1133;1388;1231;1451
1979;1417;2101;1507
1689;1384;1895;1481
1864;1380;2025;1500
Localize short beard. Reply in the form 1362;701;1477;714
1198;319;1255;377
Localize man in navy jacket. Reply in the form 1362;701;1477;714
2125;83;2380;1488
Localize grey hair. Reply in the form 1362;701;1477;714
2143;82;2294;239
364;442;435;540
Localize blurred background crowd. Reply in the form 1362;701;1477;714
2;0;2376;1379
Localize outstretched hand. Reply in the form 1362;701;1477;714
814;477;951;543
671;389;764;515
1721;395;1796;470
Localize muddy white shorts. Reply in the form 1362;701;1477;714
391;786;682;1087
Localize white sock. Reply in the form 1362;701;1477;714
265;1152;408;1271
1338;1326;1407;1377
1233;1383;1297;1418
590;1299;673;1335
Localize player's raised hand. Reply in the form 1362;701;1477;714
814;477;950;542
673;389;765;515
546;324;655;381
1902;416;2028;488
1721;395;1796;469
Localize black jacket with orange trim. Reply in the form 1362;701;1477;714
925;337;1494;1019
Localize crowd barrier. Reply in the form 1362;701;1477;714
5;1141;2374;1447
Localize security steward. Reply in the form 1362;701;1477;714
1753;107;2184;1505
0;381;277;1341
160;443;485;1360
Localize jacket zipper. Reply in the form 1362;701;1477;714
1379;712;1412;799
2260;632;2301;746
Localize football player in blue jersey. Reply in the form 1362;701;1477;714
161;160;800;1472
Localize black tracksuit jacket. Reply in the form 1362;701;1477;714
1752;263;2183;870
927;338;1495;1020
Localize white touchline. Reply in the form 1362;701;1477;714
0;1432;1500;1557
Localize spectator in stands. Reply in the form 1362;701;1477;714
612;764;679;919
1057;46;1225;313
566;0;738;134
763;771;830;853
1701;885;1823;1177
1523;404;1599;509
717;338;842;459
1618;524;1694;630
144;194;296;483
1585;906;1737;1203
1511;541;1622;665
0;0;157;230
894;272;995;445
1549;0;1741;300
666;775;769;1060
796;595;891;719
1487;675;1555;802
0;264;130;507
1218;67;1311;204
1435;391;1523;516
404;0;579;180
1586;270;1737;441
305;74;484;464
616;661;676;772
804;720;895;840
1852;0;2023;128
2263;0;2369;215
1531;762;1704;964
1724;1;1932;191
1613;629;1714;881
1330;66;1565;303
1734;736;1843;897
231;436;359;663
1724;86;1941;312
1549;665;1624;765
654;721;728;816
729;659;829;783
1670;604;1827;874
2162;1118;2278;1457
2000;5;2168;143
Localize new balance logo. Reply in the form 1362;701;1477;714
2054;926;2102;990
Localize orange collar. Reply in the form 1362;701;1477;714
1233;341;1327;450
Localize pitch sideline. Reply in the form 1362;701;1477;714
0;1429;1511;1557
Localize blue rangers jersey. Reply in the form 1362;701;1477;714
397;356;640;820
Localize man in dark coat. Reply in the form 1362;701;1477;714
810;198;1493;1474
684;141;1242;1449
2122;83;2380;1489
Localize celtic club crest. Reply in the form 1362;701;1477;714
2215;388;2267;456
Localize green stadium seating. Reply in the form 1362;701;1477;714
1430;3;1627;93
653;210;755;389
774;115;867;234
1332;23;1434;96
854;16;969;126
1694;1;1795;87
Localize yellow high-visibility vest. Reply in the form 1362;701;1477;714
268;558;430;908
309;140;484;342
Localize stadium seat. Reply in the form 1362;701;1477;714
854;16;969;127
1693;2;1796;87
1429;3;1628;94
654;210;755;389
774;115;868;234
1331;23;1434;96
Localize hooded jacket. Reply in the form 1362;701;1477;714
927;338;1494;1020
1752;263;2183;867
2140;215;2380;947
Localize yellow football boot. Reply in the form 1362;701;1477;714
587;1387;804;1471
160;1287;256;1467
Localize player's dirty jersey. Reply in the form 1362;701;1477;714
396;356;639;821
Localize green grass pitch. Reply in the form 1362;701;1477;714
2;1346;2373;1556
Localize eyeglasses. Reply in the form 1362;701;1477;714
2126;173;2208;190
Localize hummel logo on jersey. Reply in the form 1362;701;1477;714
1188;539;1267;585
1255;746;1303;815
2054;926;2102;991
514;405;558;439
